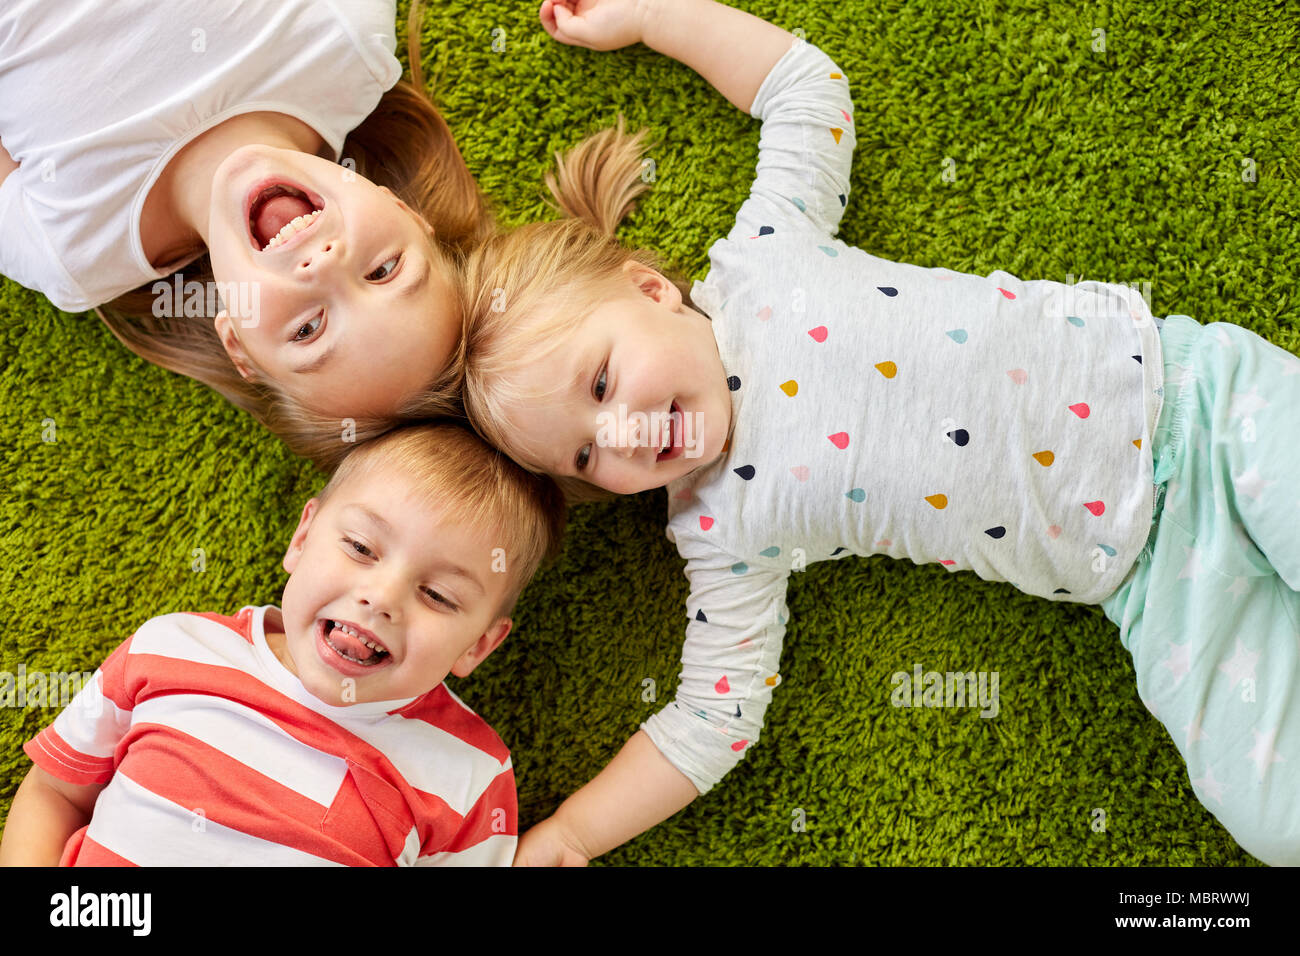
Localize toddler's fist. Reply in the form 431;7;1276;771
512;815;591;866
539;0;649;51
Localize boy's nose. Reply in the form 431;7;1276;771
356;574;402;622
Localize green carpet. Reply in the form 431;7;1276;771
3;0;1297;866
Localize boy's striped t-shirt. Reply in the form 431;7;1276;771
24;605;517;866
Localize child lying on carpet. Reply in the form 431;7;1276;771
0;0;487;466
454;0;1300;865
0;423;565;866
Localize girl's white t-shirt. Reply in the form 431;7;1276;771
639;39;1166;794
0;0;402;312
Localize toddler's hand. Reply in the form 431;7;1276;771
512;814;591;866
539;0;652;51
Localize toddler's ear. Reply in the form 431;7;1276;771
621;260;681;309
213;311;258;381
450;618;513;678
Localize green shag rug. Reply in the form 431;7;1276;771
2;0;1297;866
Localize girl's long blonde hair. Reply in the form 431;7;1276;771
95;1;492;472
458;116;694;506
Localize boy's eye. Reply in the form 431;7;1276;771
293;312;323;342
366;254;401;282
594;366;607;400
576;444;591;471
343;536;457;609
422;586;456;610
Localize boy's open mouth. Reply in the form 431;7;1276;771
319;618;390;666
246;181;326;252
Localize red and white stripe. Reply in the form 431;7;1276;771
25;607;517;866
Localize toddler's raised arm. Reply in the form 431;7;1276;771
545;1;857;242
723;38;857;244
543;0;795;111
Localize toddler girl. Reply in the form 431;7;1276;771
0;0;488;466
459;0;1300;864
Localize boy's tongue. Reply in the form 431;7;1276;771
254;193;314;246
329;623;379;662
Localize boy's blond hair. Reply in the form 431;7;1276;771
317;421;566;619
456;116;695;507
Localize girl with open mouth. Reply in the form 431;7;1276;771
0;0;489;469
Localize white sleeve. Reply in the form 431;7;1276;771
0;172;90;312
726;38;857;245
640;543;792;794
322;0;403;88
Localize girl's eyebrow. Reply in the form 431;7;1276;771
548;430;580;479
395;254;431;301
565;345;600;402
554;346;606;475
295;343;337;375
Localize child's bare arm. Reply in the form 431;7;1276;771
515;730;698;865
541;0;795;112
0;766;103;866
638;0;795;111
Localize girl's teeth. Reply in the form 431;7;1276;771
263;209;321;250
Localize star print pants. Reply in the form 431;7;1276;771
1100;313;1300;865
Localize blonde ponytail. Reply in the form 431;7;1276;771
543;115;656;235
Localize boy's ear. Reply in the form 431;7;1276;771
214;311;258;381
282;498;321;574
450;618;513;678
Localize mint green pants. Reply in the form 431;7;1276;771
1101;314;1300;866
